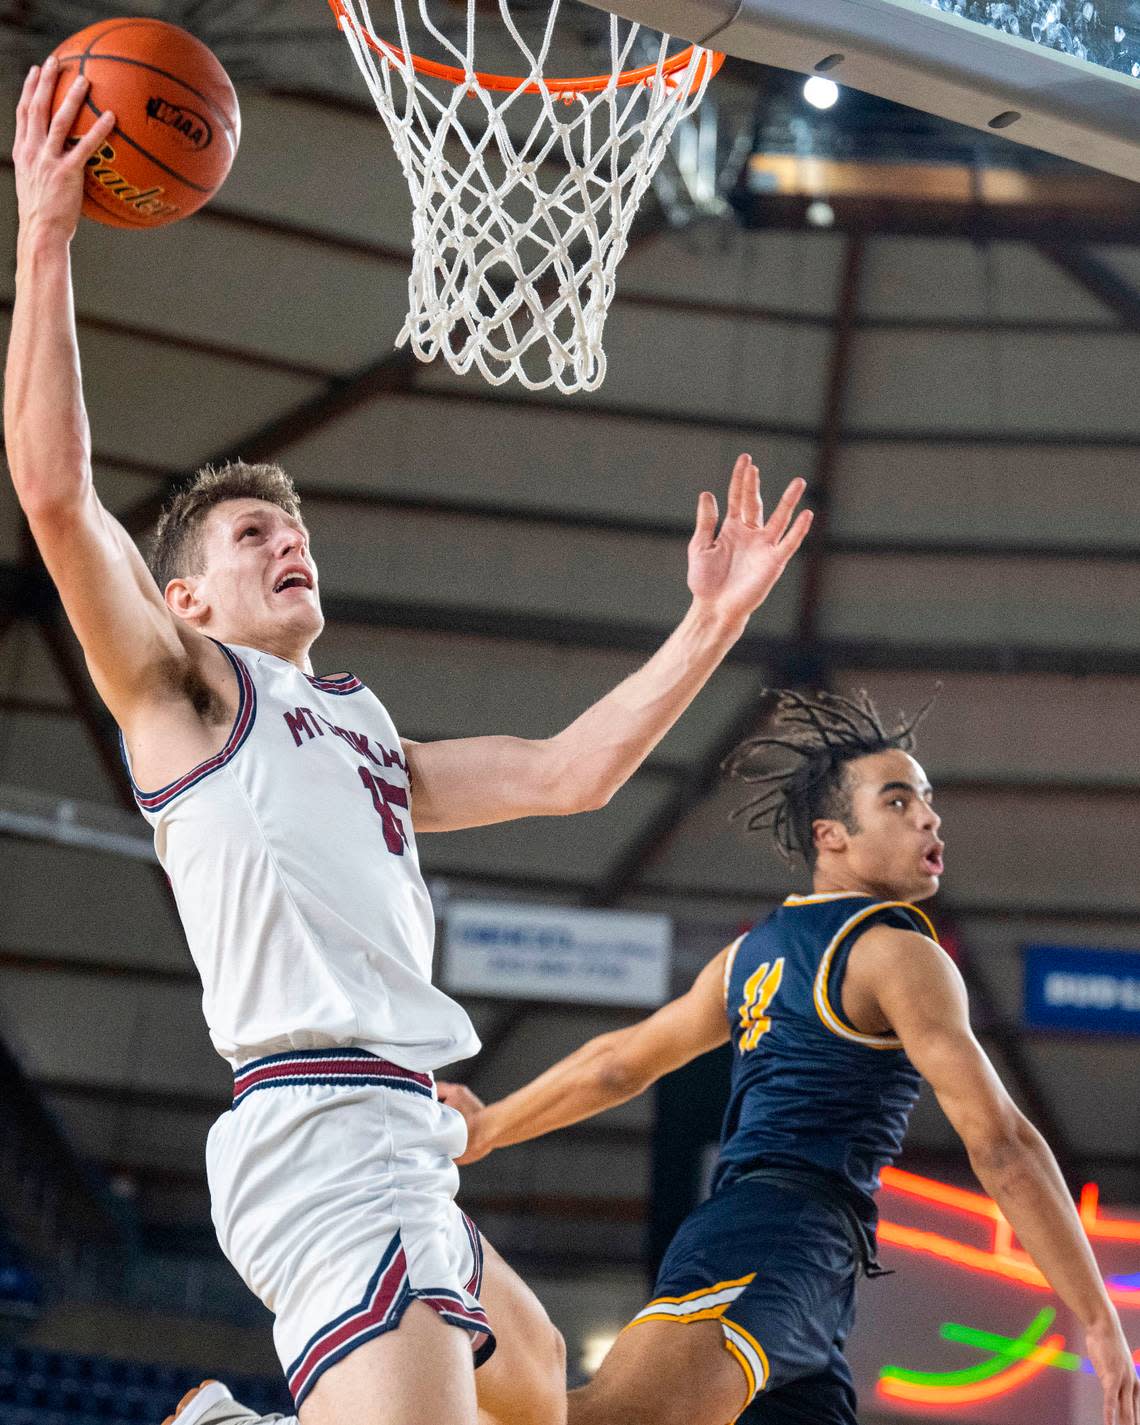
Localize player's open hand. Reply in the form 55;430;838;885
687;456;812;629
1086;1313;1138;1425
437;1081;492;1165
13;56;115;241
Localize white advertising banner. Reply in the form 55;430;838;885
444;900;672;1007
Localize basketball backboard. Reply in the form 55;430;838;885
580;0;1140;183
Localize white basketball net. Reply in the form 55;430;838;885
332;0;718;393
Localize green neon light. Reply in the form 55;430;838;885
940;1320;1082;1372
880;1308;1055;1387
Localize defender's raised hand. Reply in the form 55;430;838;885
13;56;115;240
688;455;811;628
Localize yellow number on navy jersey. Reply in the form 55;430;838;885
738;958;785;1052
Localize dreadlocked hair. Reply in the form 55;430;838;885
722;688;936;866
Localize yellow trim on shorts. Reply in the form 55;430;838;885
644;1274;756;1306
813;900;939;1049
722;1317;769;1384
723;1338;757;1402
631;1306;733;1327
721;1316;771;1411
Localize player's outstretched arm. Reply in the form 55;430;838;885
439;945;731;1164
6;61;195;726
857;926;1138;1425
405;456;812;832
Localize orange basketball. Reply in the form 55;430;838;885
49;18;240;230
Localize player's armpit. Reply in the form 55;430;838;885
27;484;203;724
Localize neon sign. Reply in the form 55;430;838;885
878;1167;1140;1309
875;1169;1140;1409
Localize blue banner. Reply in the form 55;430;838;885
1024;944;1140;1035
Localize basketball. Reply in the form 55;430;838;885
48;18;240;230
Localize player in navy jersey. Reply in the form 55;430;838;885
442;688;1138;1425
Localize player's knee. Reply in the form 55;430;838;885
497;1318;567;1425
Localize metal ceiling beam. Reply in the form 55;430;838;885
613;287;1133;337
132;481;1140;567
117;346;421;537
28;616;187;944
635;881;1140;923
0;297;331;382
13;451;1140;562
34;618;135;821
0;947;195;986
3;289;1125;404
320;595;1140;675
584;689;774;908
106;181;680;543
1036;246;1140;332
37;1076;227;1119
798;235;864;648
294;382;1140;449
4;563;1140;676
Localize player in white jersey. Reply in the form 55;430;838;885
8;60;812;1425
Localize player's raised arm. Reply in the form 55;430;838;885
5;60;196;725
855;926;1138;1425
405;457;812;832
439;944;731;1163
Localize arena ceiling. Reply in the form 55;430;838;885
0;0;1139;1272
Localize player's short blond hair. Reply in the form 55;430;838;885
149;461;302;589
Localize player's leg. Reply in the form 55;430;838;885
741;1344;858;1425
569;1318;748;1425
471;1233;567;1425
568;1177;860;1425
298;1299;479;1425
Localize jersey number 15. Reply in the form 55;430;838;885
358;766;409;855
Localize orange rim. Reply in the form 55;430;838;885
329;0;725;97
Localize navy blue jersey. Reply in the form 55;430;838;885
712;893;938;1225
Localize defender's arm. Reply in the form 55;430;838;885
439;946;731;1163
6;63;199;726
854;925;1137;1425
404;459;811;832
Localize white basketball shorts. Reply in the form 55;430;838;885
205;1048;494;1410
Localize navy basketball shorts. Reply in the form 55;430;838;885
626;1177;860;1425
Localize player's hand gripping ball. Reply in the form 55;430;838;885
48;17;240;229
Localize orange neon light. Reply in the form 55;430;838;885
878;1170;1140;1309
877;1222;1049;1288
881;1166;1003;1221
884;1168;1140;1242
1080;1183;1140;1243
878;1336;1064;1406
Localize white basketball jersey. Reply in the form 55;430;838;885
123;641;480;1071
